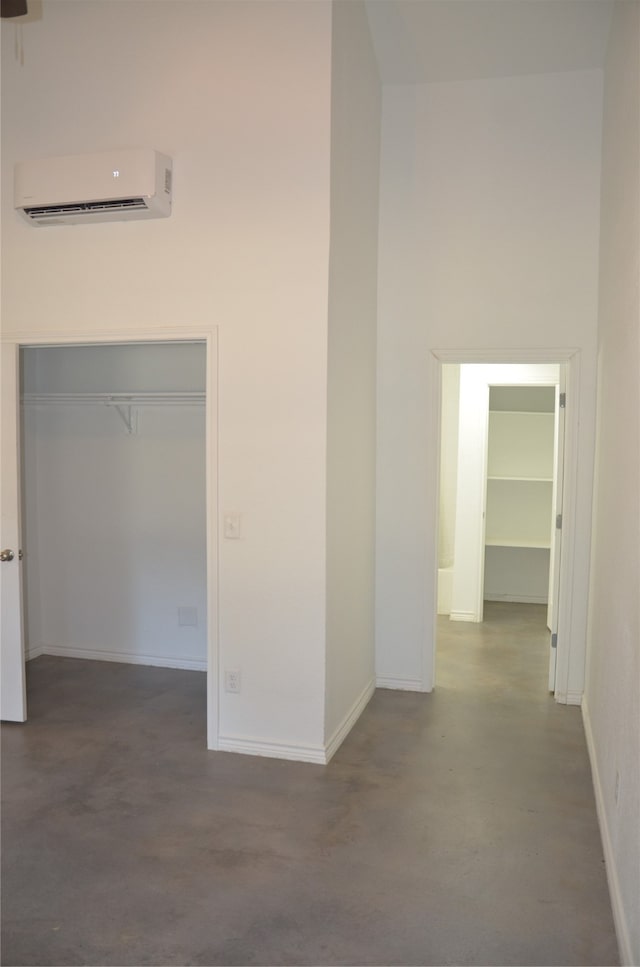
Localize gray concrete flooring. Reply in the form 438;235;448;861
2;603;619;966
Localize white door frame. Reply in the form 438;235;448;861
0;327;219;749
427;347;581;704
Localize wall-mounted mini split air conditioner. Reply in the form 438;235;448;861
14;148;172;225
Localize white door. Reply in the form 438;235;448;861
547;376;566;692
1;342;27;721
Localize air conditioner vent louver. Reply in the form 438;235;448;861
24;198;147;221
24;198;149;221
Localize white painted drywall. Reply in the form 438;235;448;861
584;3;640;963
20;344;207;669
375;70;603;691
483;548;551;605
1;0;332;756
324;0;380;748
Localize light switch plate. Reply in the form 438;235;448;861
224;513;241;539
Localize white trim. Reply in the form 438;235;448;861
2;326;216;346
205;331;220;751
554;689;583;707
376;676;425;692
425;351;442;690
552;352;580;705
324;677;375;763
33;644;206;672
432;348;580;365
218;734;327;765
3;327;219;749
449;610;479;623
582;697;632;966
25;644;45;661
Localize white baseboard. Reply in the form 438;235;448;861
554;689;583;706
376;676;424;691
25;644;45;661
219;678;376;766
217;734;326;765
32;643;206;672
449;610;479;622
582;697;633;966
324;677;375;763
437;566;453;615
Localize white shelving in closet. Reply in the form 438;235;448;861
484;406;555;603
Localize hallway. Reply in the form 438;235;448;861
1;604;618;966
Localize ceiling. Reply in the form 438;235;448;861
364;0;614;84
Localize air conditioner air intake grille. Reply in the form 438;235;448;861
24;197;149;220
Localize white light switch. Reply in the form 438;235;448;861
224;513;241;540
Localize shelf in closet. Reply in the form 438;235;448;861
487;475;552;483
485;539;551;549
21;391;205;406
21;391;205;434
485;409;555;555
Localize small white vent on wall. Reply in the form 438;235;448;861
14;148;172;225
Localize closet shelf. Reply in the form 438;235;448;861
21;391;205;434
21;391;205;406
485;539;551;549
487;475;552;483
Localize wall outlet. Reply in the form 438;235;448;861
614;770;620;805
225;668;241;693
178;606;198;627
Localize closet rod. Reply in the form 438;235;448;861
21;391;205;407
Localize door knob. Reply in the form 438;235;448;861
1;549;15;562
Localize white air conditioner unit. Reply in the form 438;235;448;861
14;148;172;225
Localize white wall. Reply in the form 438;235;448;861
21;344;207;670
324;0;380;751
583;3;640;963
375;70;603;692
483;548;550;605
1;0;332;758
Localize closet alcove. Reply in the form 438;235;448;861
440;362;561;628
483;385;556;608
20;342;207;671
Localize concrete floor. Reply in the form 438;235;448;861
1;603;619;966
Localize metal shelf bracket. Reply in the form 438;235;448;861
113;402;137;434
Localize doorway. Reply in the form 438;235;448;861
436;363;563;691
424;350;580;704
0;331;219;748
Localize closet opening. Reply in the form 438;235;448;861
1;335;218;747
435;361;565;695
